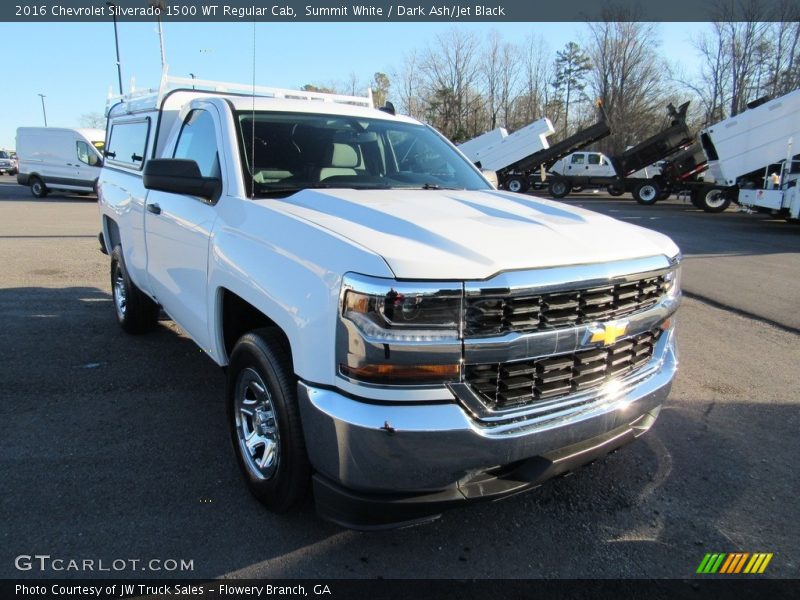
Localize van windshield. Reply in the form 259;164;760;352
236;111;490;197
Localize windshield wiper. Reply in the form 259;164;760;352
252;183;334;197
418;183;464;190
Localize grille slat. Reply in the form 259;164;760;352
466;275;668;336
465;330;661;409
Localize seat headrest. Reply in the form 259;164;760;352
329;143;359;168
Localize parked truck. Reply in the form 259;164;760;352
459;102;700;205
692;87;800;215
98;74;681;528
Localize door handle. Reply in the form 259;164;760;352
147;203;161;215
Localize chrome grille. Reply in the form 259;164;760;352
465;275;667;337
465;329;662;409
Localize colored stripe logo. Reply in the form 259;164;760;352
696;553;773;574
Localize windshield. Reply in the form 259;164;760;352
236;111;490;197
0;151;9;159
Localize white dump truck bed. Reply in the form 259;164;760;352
458;118;555;172
702;87;800;186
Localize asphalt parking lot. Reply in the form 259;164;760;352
1;176;798;579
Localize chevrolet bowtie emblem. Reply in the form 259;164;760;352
590;321;628;346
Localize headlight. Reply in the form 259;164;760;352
338;274;462;385
664;254;682;299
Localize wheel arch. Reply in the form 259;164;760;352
216;287;296;374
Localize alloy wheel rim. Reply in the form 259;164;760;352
235;367;281;480
113;268;127;319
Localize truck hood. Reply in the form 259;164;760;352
268;189;680;280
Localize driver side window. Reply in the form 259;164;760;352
76;141;98;166
174;109;221;179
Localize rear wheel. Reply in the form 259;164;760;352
30;177;48;198
549;179;571;199
695;187;731;213
505;176;529;193
110;246;160;334
227;328;310;512
633;181;661;205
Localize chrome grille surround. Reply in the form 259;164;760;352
452;255;681;430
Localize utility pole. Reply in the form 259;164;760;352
106;2;123;95
37;94;47;126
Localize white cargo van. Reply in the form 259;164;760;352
16;127;105;197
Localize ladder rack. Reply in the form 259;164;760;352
106;68;374;114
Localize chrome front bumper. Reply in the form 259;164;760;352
298;325;677;496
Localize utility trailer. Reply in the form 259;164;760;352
691;87;800;214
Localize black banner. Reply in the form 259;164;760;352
1;0;797;22
3;579;799;600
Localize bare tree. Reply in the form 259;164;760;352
79;112;106;129
418;28;482;141
585;16;666;154
514;33;552;131
394;49;425;120
765;1;800;96
483;30;503;130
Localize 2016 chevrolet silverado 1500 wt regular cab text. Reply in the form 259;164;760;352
98;76;682;529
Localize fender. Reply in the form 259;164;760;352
206;197;391;384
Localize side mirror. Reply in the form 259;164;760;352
143;159;220;201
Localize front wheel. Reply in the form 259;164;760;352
227;328;311;513
633;181;661;205
695;187;731;213
607;183;624;197
110;246;160;334
549;179;572;199
505;176;529;193
30;177;48;198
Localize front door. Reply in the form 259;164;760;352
144;106;223;351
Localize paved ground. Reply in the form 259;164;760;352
1;177;798;579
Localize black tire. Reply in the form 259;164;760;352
549;179;571;199
696;187;731;213
658;189;671;201
110;246;159;334
607;183;624;197
633;181;661;205
505;176;529;194
227;328;310;513
30;177;48;198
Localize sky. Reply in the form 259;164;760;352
0;21;708;149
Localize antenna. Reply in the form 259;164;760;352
250;19;256;199
149;0;168;70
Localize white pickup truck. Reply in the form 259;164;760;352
98;76;682;529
